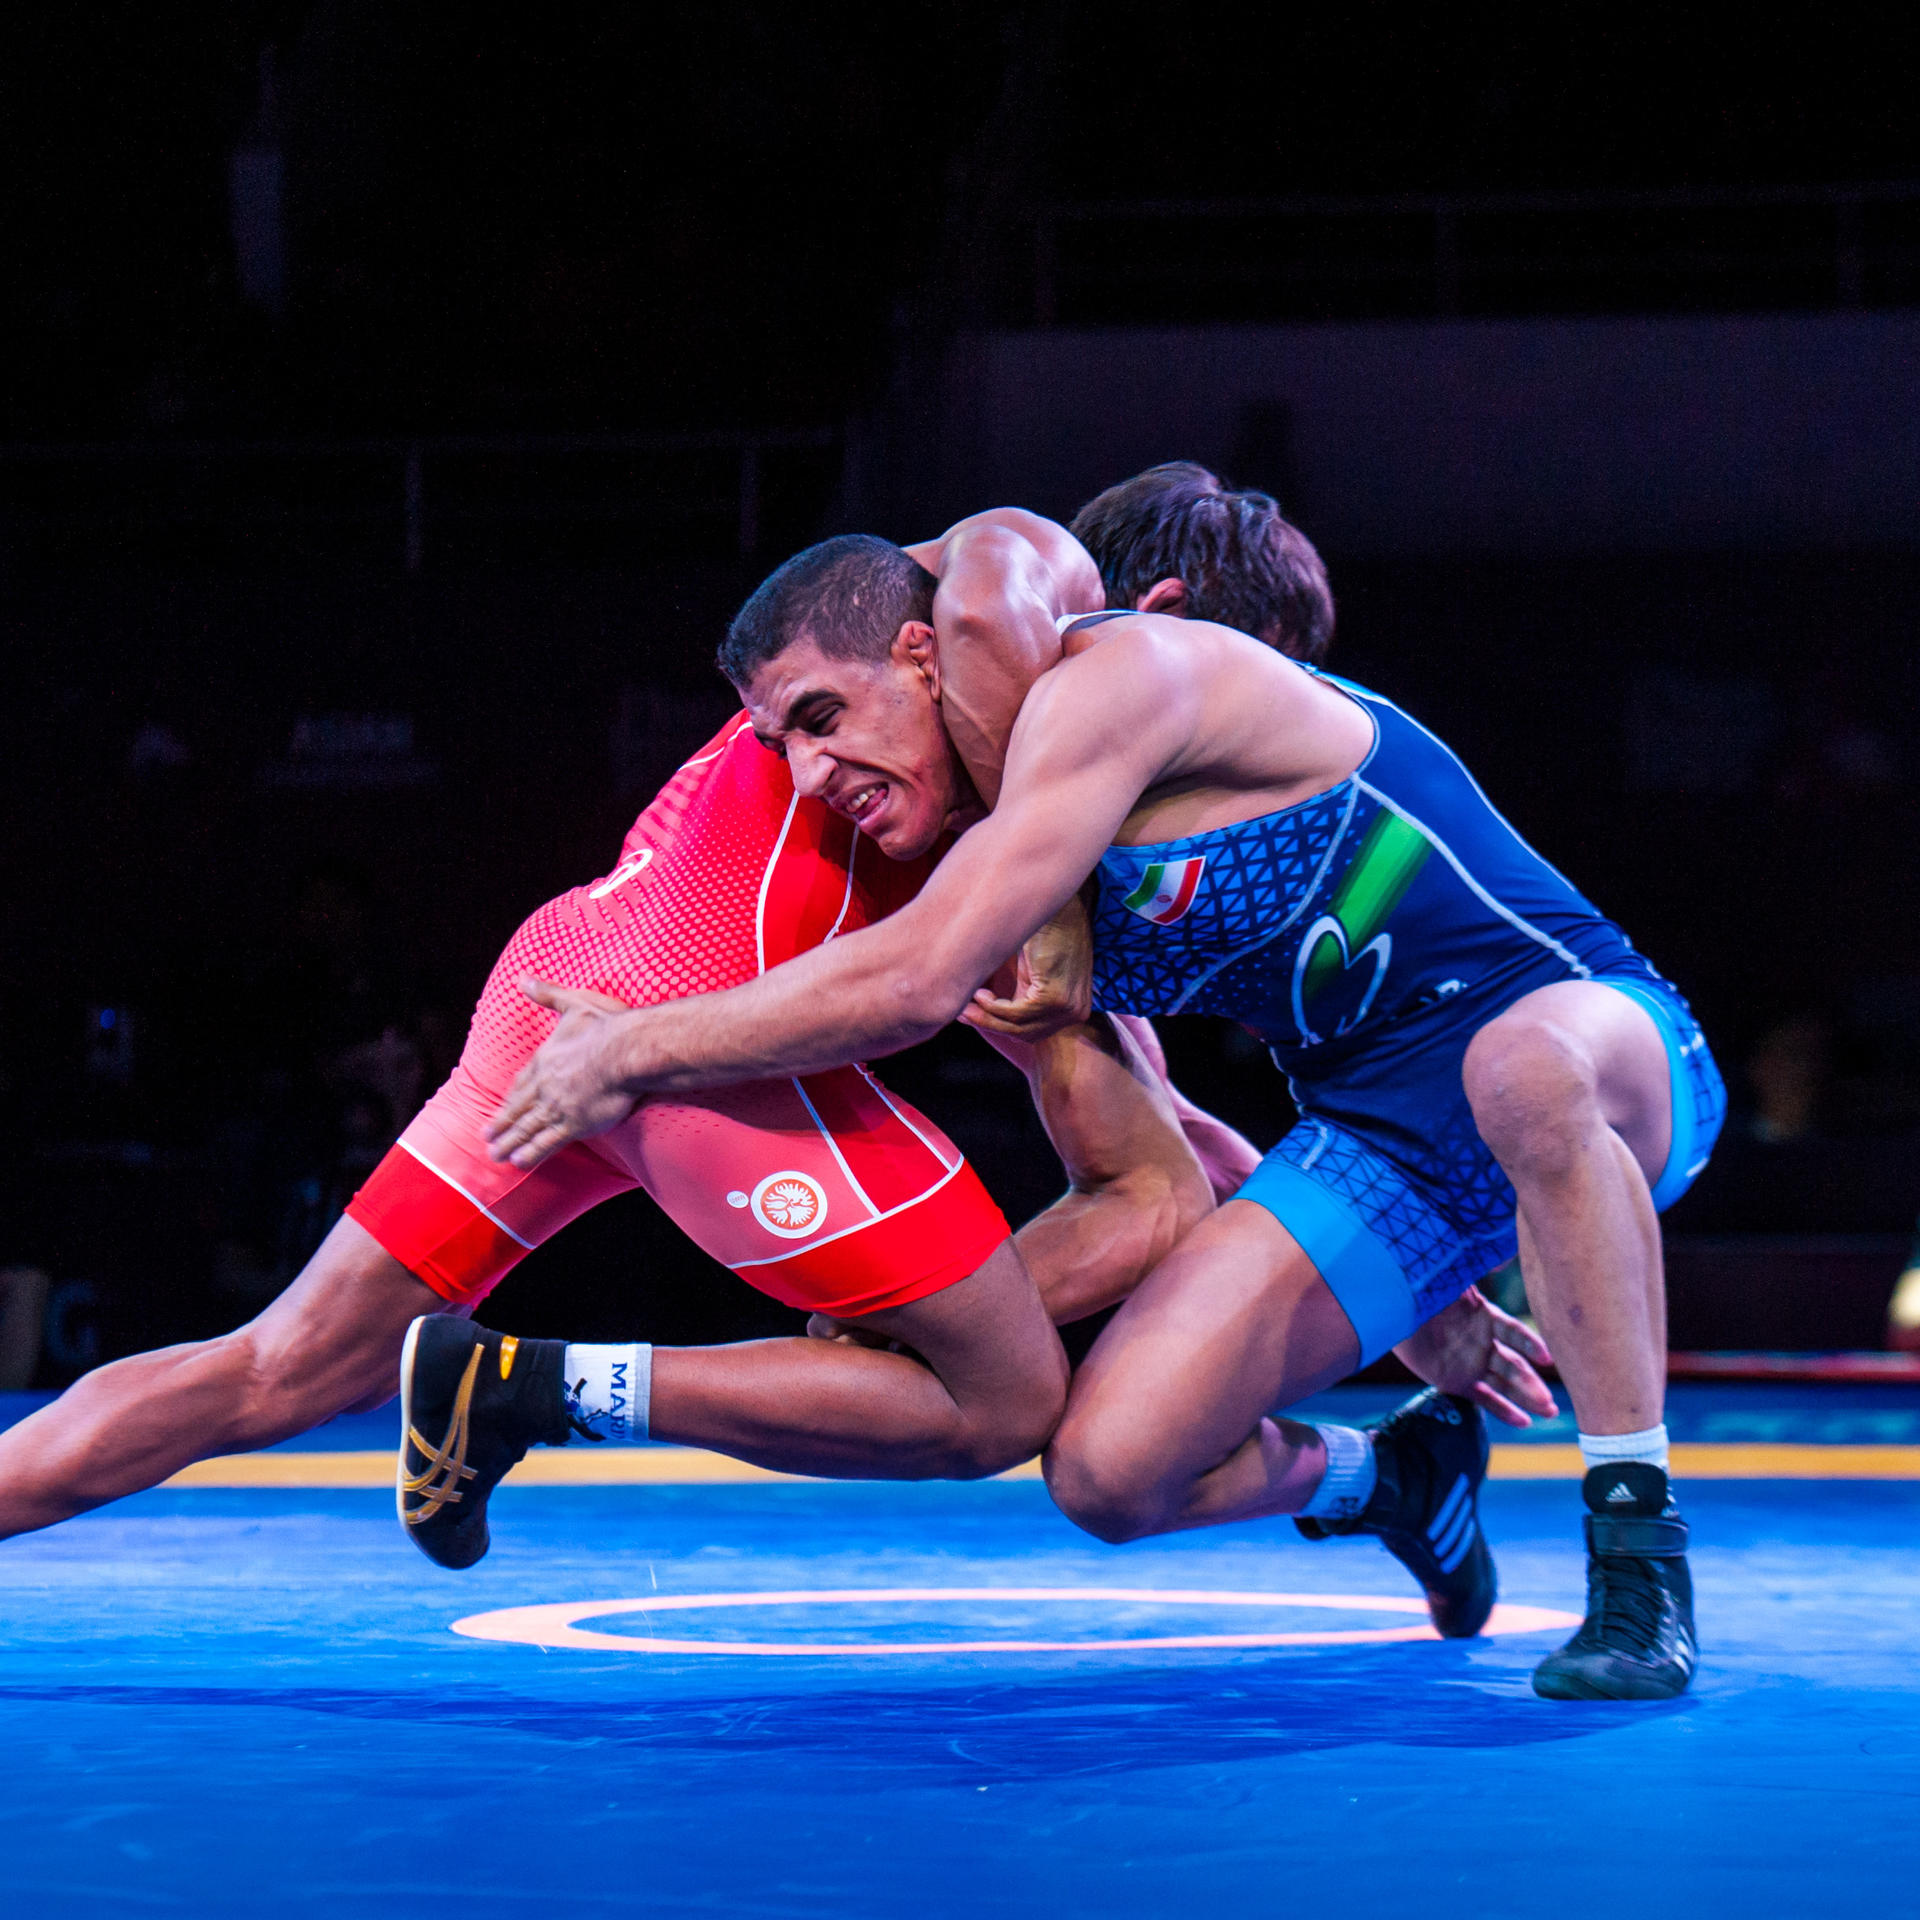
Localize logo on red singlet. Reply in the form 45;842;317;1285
749;1171;828;1239
588;849;653;900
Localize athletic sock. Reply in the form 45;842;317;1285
562;1342;652;1444
1578;1423;1669;1474
1298;1423;1377;1520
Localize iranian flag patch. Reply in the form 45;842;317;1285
1122;855;1207;926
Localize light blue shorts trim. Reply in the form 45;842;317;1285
1592;974;1727;1212
1234;1153;1418;1367
1233;970;1725;1366
1235;1117;1515;1368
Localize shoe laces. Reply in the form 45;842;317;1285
1586;1549;1670;1652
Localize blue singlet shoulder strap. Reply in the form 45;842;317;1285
1057;610;1135;637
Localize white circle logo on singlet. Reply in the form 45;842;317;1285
749;1171;828;1239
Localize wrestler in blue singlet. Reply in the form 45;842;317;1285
1088;666;1727;1363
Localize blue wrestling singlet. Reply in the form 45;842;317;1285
1089;669;1727;1362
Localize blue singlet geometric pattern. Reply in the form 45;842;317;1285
1088;672;1728;1348
1265;1115;1520;1334
1090;784;1354;1022
1241;969;1726;1354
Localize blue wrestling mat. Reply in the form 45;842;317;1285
0;1384;1916;1917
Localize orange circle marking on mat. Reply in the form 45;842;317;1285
451;1587;1581;1655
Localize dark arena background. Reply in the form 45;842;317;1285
2;8;1918;1915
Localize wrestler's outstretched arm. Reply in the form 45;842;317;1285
968;953;1263;1205
802;1011;1217;1368
992;1014;1216;1326
485;623;1211;1163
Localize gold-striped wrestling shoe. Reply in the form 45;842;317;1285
396;1316;573;1569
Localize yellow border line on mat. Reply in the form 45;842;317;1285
1494;1442;1920;1479
164;1449;804;1487
159;1441;1920;1489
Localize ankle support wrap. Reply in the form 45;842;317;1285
1587;1512;1689;1558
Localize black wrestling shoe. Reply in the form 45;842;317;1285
396;1316;574;1569
1295;1388;1496;1638
1532;1463;1697;1701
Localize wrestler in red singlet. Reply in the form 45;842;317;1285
347;714;1009;1316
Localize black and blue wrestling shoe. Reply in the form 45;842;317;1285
396;1316;575;1570
1532;1463;1697;1700
1295;1388;1496;1639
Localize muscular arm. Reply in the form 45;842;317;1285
487;635;1203;1165
906;509;1104;807
487;615;1357;1166
986;1018;1216;1324
623;655;1184;1078
1110;1015;1265;1202
903;505;1101;611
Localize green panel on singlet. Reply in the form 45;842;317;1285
1301;810;1432;1004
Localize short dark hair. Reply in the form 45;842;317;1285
718;535;938;684
1069;462;1335;663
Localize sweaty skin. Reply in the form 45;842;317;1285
489;515;1672;1559
904;510;1097;809
479;611;1539;1531
0;1014;1219;1536
486;614;1371;1147
0;515;1111;1540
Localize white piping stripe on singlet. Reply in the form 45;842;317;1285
397;1139;537;1250
728;1159;964;1271
790;1076;881;1219
753;789;802;978
854;1061;959;1173
679;716;754;772
1161;782;1360;1016
1345;685;1597;914
822;829;859;943
1353;777;1593;979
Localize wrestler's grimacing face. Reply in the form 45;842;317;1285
740;631;965;861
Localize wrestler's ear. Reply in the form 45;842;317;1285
895;620;940;694
1134;577;1189;616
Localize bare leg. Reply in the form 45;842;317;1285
0;1217;440;1538
648;1019;1205;1480
650;1237;1067;1480
1045;1200;1360;1542
1462;983;1672;1436
0;1017;1204;1533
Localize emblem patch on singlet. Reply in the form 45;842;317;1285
1121;855;1207;926
1291;810;1431;1044
749;1170;829;1239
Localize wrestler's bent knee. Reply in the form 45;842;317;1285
936;1365;1066;1480
1463;1014;1601;1175
1042;1427;1176;1543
